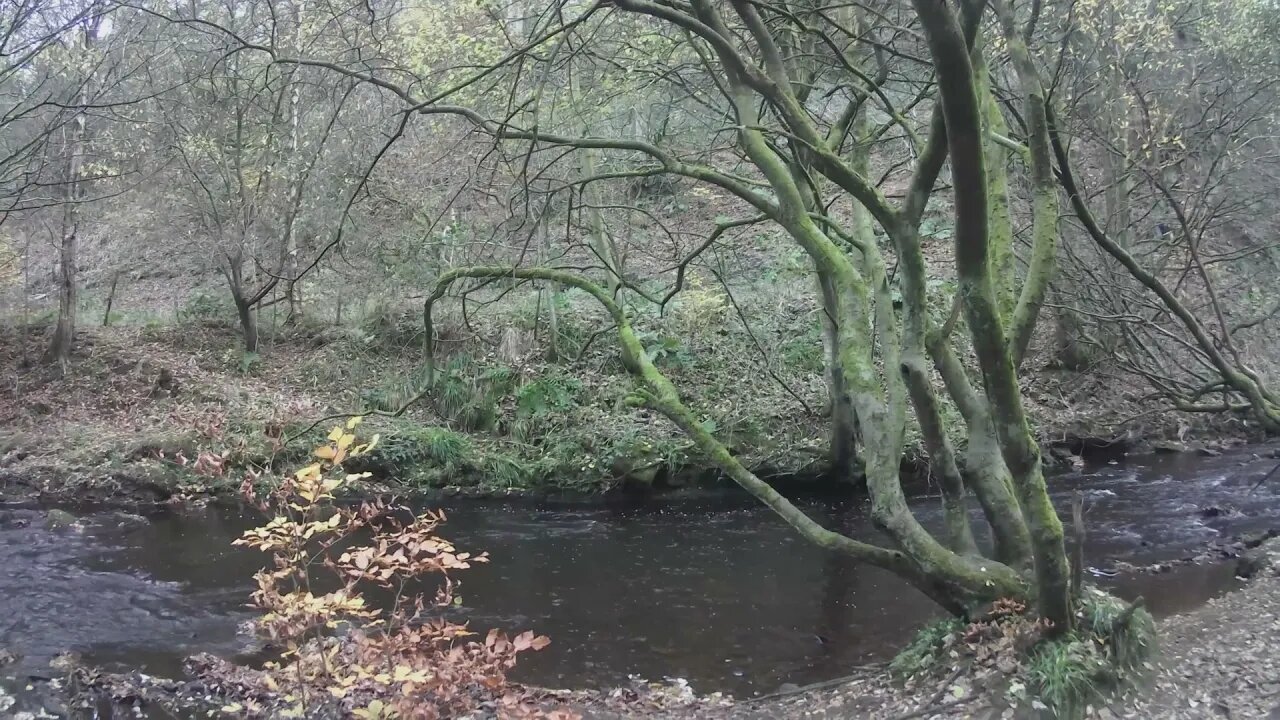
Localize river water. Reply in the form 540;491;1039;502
2;446;1279;707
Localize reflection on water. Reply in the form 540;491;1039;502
1;444;1278;698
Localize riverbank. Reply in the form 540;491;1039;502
40;555;1280;719
1;319;1264;507
570;557;1280;719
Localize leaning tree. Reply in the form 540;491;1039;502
142;0;1135;630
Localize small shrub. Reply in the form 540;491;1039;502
1027;635;1111;718
357;297;422;349
1022;591;1156;718
511;373;581;442
202;419;573;719
778;325;825;374
890;592;1154;719
237;350;261;375
482;451;533;488
636;330;692;369
179;292;234;328
1078;588;1155;671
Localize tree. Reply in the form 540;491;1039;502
134;0;388;351
1049;0;1280;432
41;10;104;368
0;0;112;367
147;0;1101;628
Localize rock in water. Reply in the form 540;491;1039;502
44;509;77;529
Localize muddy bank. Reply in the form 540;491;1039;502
3;429;1272;511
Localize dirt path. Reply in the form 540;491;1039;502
1119;574;1280;720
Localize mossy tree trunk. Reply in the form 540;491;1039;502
914;0;1073;633
817;269;859;480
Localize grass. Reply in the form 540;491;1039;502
1027;635;1113;718
889;617;965;680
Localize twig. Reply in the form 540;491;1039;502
1249;460;1280;494
925;665;966;708
746;666;882;703
1114;596;1146;631
283;384;433;445
887;694;980;720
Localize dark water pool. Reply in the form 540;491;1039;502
2;446;1279;704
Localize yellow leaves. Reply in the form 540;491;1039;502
392;664;428;683
352;700;391;719
353;433;380;457
295;463;322;481
312;424;376;465
223;423;562;720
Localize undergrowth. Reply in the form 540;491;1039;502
183;419;577;719
890;592;1155;719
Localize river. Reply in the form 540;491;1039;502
1;445;1278;712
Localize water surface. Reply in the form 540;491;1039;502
1;446;1278;701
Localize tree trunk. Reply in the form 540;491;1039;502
236;296;259;353
1053;294;1091;371
228;264;259;353
540;213;561;361
42;21;96;369
43;202;79;370
817;270;858;479
101;272;119;327
915;0;1073;633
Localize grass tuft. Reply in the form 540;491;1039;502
889;617;965;680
